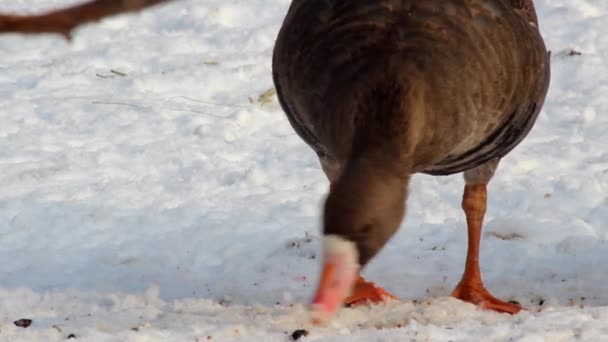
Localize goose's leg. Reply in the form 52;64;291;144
451;159;522;314
319;155;398;306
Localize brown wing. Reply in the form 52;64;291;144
507;0;540;26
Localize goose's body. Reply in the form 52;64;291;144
272;0;550;323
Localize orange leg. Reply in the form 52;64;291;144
344;275;398;306
451;184;521;314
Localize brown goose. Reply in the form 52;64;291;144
272;0;550;324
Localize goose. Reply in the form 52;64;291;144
272;0;550;324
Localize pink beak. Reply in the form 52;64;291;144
310;254;358;324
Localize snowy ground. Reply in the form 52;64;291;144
0;0;606;341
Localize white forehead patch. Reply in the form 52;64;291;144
323;235;360;267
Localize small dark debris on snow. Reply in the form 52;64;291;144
487;232;524;241
96;69;128;79
67;333;77;339
556;48;583;59
110;69;127;77
544;193;552;199
287;237;313;249
508;300;521;306
219;298;232;307
291;329;309;340
131;327;139;332
539;299;545;306
14;318;32;328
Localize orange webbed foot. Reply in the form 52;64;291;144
344;276;398;307
451;282;522;314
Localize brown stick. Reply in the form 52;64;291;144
0;0;177;40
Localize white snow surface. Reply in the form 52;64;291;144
0;0;607;341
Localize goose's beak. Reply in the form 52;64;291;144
311;236;359;325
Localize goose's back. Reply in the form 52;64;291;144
272;0;550;174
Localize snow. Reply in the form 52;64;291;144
0;0;606;340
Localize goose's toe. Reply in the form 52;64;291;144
451;282;522;314
344;275;398;307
